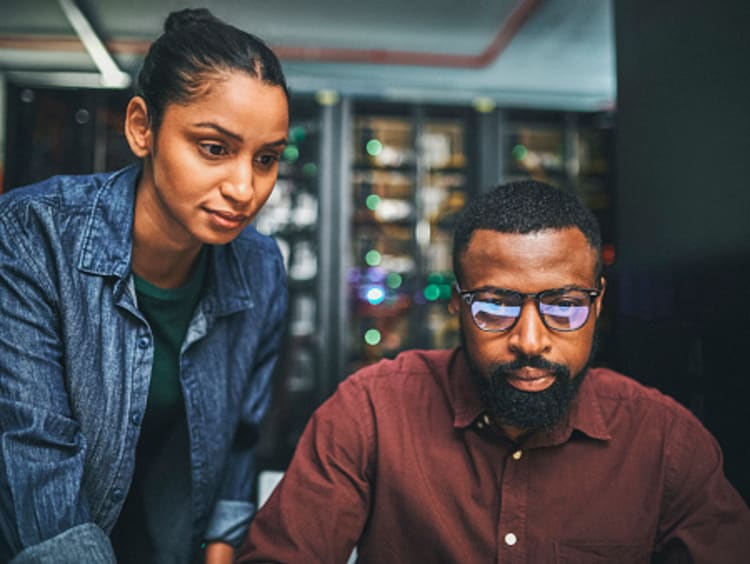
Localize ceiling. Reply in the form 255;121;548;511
0;0;615;111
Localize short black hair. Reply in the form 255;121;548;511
452;180;602;283
135;8;288;131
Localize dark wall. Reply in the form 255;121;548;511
614;0;750;501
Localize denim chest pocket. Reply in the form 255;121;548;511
555;540;651;564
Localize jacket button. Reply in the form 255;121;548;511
137;337;150;349
130;412;141;425
110;488;124;503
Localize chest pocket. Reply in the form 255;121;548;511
555;540;651;564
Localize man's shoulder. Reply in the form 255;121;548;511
351;348;454;377
344;349;456;395
585;367;699;427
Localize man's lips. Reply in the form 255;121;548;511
506;367;556;392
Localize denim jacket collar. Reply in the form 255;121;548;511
76;163;255;317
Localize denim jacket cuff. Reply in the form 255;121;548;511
11;523;116;564
204;499;256;548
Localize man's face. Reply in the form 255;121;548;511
451;228;604;433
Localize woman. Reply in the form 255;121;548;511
0;8;289;563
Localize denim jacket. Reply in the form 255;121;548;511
0;164;287;562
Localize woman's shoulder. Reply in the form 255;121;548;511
0;166;136;218
231;225;284;262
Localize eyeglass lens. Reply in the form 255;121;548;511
469;289;592;331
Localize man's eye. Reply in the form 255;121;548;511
548;295;586;308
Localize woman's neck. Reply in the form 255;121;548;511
132;173;204;288
131;236;203;288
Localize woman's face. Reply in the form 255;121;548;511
130;71;289;248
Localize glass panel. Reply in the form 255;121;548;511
348;107;473;373
254;102;321;469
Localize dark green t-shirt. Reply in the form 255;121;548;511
111;250;208;561
133;251;207;454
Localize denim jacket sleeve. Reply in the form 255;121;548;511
203;250;288;548
0;205;115;562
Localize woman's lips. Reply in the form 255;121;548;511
506;368;556;392
206;208;248;230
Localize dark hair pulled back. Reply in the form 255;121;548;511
136;8;288;130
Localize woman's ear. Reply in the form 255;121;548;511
124;96;153;158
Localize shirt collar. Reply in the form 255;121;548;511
450;348;487;429
450;348;612;443
77;164;140;279
77;163;255;316
542;369;612;445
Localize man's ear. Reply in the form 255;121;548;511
449;284;460;315
124;96;153;158
594;276;606;318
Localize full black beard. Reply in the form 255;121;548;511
462;327;597;434
478;355;586;432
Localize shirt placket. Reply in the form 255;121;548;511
497;446;528;563
101;280;153;528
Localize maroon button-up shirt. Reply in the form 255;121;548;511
239;348;750;563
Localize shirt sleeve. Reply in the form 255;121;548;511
236;375;374;563
204;256;288;548
655;408;750;563
0;213;114;562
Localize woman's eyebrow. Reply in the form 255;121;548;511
192;122;288;148
263;138;288;148
193;121;243;142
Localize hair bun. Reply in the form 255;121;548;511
164;8;217;33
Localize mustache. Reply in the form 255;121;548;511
490;354;570;379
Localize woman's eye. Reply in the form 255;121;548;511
200;143;228;157
256;153;280;167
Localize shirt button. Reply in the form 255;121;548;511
512;450;523;460
504;532;518;546
110;488;124;503
137;336;150;349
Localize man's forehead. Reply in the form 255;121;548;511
466;226;593;249
461;228;599;283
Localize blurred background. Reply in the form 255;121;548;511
1;0;748;502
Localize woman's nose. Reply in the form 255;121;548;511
220;161;254;205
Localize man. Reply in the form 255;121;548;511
239;180;750;563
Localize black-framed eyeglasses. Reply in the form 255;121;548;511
455;283;601;333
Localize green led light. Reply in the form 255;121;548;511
289;125;306;143
427;272;446;284
366;139;383;156
364;328;382;346
365;194;381;211
439;283;453;300
386;272;402;289
512;144;528;161
365;250;382;266
302;162;318;177
283;145;300;161
424;284;440;301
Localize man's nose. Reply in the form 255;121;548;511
507;300;552;357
